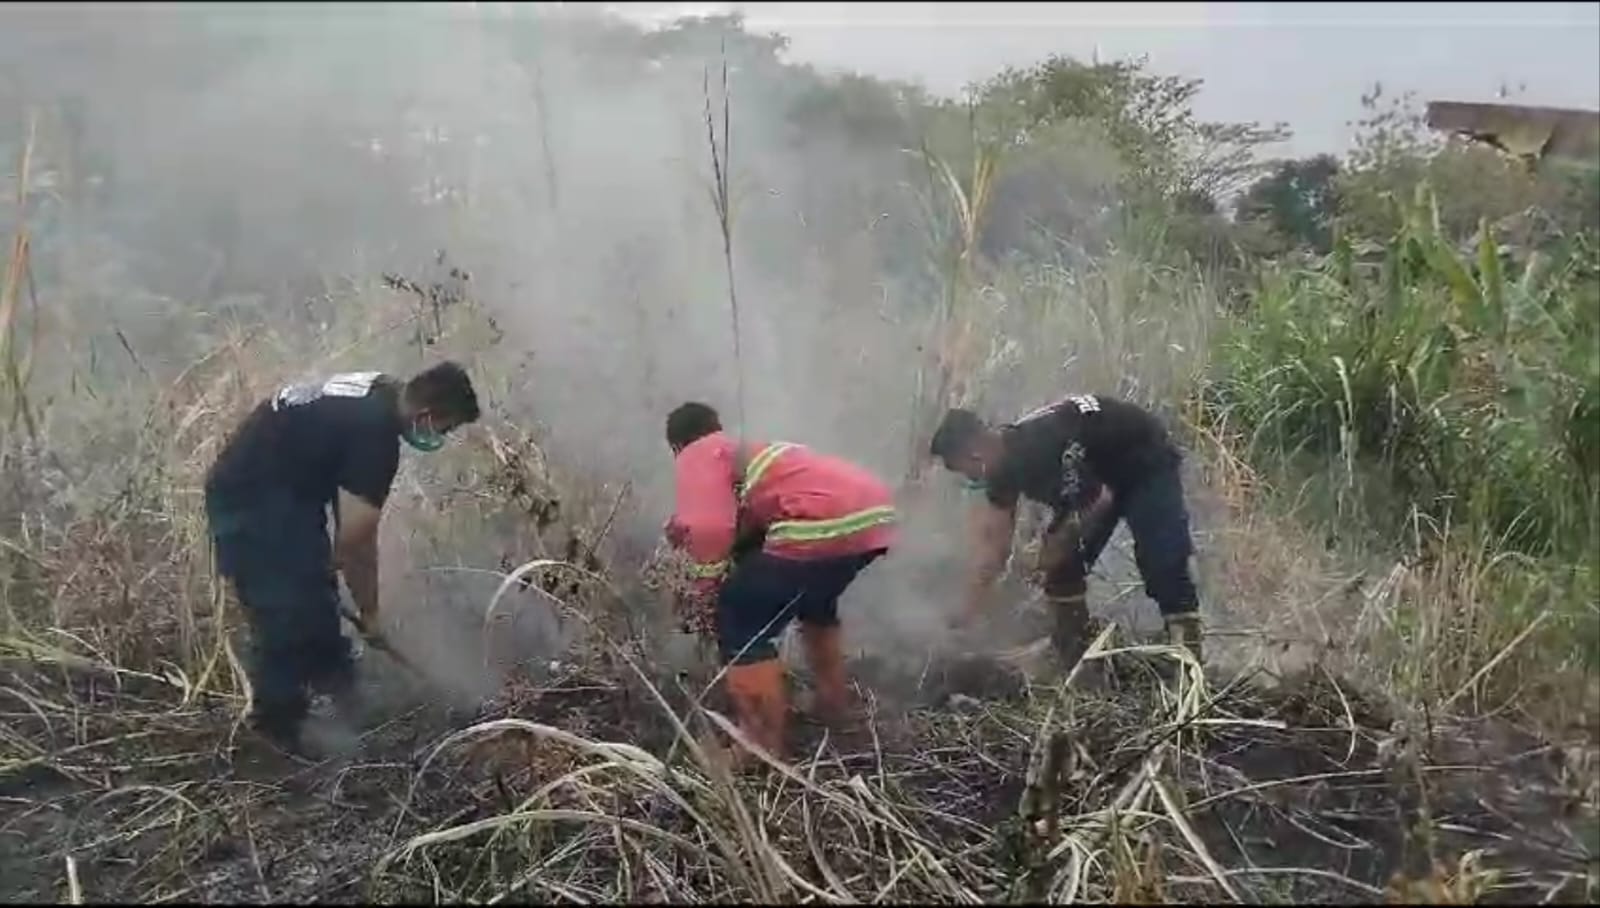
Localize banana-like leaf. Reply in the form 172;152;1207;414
1476;219;1505;336
1413;227;1485;328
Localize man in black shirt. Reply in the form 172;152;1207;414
205;362;480;752
929;395;1203;666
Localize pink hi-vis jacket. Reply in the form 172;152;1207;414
666;432;896;595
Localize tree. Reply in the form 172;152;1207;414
971;55;1288;201
1235;155;1342;254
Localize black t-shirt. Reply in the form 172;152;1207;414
984;394;1178;512
206;371;404;512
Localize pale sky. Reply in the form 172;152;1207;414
606;1;1600;158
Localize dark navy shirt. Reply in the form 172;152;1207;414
206;371;403;513
984;394;1179;513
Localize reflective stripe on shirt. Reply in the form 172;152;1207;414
689;558;729;579
767;504;897;544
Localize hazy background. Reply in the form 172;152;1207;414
611;1;1600;158
0;2;970;695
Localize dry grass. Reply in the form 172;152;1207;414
4;601;1594;904
3;317;1593;908
2;87;1596;907
6;317;1590;905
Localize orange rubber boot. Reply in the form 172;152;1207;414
800;623;855;727
724;658;789;764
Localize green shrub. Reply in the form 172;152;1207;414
1206;183;1600;709
1211;185;1598;554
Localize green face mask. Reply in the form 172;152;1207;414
961;456;990;493
402;416;446;453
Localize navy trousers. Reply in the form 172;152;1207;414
716;550;885;665
1043;462;1198;617
206;491;353;732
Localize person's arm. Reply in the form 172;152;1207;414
335;489;383;626
1035;484;1114;577
728;517;767;564
1082;483;1115;526
335;417;399;628
1033;435;1112;576
953;499;1018;627
667;440;740;600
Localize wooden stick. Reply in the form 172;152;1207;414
340;607;425;678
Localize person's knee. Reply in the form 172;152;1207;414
235;576;296;634
251;656;309;714
241;571;331;625
1131;499;1192;554
798;553;879;625
246;570;345;664
715;578;778;666
797;592;842;627
1128;468;1193;539
798;611;840;631
715;600;787;664
719;630;779;665
305;629;354;673
1140;556;1198;616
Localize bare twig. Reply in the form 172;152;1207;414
702;40;745;435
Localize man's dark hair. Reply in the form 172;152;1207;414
929;407;986;464
666;402;722;450
405;360;481;424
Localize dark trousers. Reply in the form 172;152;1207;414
1044;462;1198;618
205;491;353;732
716;550;886;665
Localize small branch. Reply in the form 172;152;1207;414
531;51;560;212
702;40;745;435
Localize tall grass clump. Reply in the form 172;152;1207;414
1206;183;1600;723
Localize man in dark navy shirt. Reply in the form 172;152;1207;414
929;394;1203;666
205;362;480;753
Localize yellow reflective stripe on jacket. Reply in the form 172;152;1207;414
689;559;729;579
766;505;896;544
740;442;796;499
737;442;797;502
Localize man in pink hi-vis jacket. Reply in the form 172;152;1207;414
663;402;895;765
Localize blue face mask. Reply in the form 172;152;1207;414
402;416;446;453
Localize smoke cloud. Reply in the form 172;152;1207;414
2;3;1152;695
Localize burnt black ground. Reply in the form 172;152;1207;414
1;647;1595;904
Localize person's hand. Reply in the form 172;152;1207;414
663;519;688;548
1034;516;1086;584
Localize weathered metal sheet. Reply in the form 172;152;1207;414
1426;100;1600;166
